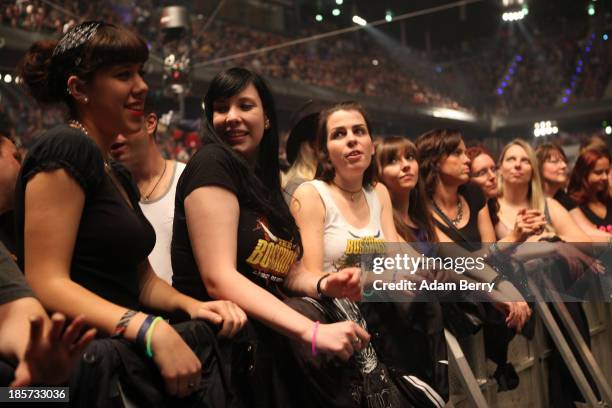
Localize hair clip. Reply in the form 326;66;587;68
52;21;103;58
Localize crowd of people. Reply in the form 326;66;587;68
3;1;612;117
431;26;612;115
0;20;610;408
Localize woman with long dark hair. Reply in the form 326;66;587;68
373;136;449;398
291;103;451;407
171;68;369;407
376;137;437;243
416;130;534;392
17;22;245;405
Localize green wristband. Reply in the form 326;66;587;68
145;317;164;358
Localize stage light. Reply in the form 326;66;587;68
604;34;609;41
502;8;527;22
534;120;558;137
4;74;11;83
372;59;379;66
315;14;323;22
606;126;612;135
588;4;595;15
336;0;343;4
497;88;504;95
352;15;367;26
385;11;393;22
332;8;340;16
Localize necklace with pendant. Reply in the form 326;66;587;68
332;180;362;201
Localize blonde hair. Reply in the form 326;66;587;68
281;142;317;187
498;138;547;214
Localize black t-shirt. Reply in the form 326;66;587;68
554;190;577;211
434;184;485;251
172;144;299;301
579;202;612;229
0;242;33;306
14;125;155;310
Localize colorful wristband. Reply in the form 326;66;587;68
136;314;155;348
111;309;137;339
145;317;164;358
311;320;320;357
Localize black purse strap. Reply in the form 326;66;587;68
432;203;470;243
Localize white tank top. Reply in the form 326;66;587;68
140;161;185;284
302;180;385;374
304;180;384;273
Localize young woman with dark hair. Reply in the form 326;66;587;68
374;136;450;399
171;69;369;407
17;21;246;404
376;137;437;243
416;130;535;392
291;103;449;407
567;148;612;237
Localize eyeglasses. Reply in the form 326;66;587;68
470;165;498;178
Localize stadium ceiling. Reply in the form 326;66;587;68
298;0;608;50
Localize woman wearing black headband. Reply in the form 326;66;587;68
17;21;246;404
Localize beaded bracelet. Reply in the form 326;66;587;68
111;309;138;339
145;317;164;358
136;314;155;349
311;321;320;357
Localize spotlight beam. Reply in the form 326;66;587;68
202;0;228;34
38;0;79;20
193;0;485;68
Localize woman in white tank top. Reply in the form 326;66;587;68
291;102;446;408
